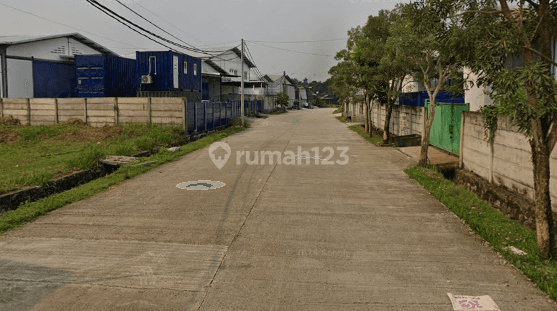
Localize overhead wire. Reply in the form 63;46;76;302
134;1;205;45
114;0;199;50
247;40;336;57
248;38;348;44
86;0;228;55
86;0;179;52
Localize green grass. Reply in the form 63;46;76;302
0;125;247;234
347;124;384;146
333;108;343;114
335;116;350;123
405;165;557;300
0;122;185;193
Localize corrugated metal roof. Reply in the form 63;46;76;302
0;33;117;56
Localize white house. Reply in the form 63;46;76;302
264;73;296;108
0;33;116;98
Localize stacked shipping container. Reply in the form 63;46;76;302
75;54;136;97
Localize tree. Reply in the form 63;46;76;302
329;11;401;138
456;0;557;258
395;1;462;167
372;8;414;143
276;92;289;111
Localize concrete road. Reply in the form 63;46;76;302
0;108;555;310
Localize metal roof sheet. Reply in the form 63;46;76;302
0;33;117;55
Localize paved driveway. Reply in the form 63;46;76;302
0;108;554;310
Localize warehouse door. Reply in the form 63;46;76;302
173;55;179;89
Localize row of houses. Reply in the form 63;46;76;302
0;33;312;112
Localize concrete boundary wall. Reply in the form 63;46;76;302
371;102;423;137
461;111;557;211
0;97;187;129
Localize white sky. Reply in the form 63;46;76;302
0;0;402;82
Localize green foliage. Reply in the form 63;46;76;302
348;124;383;146
276;92;289;108
479;105;499;143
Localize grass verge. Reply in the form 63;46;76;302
270;109;288;115
0;122;187;193
335;116;350;123
347;124;384;146
405;165;557;300
0;126;246;234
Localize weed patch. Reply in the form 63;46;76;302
347;124;384;146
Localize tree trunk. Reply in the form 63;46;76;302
531;140;555;258
383;103;393;143
418;102;436;167
364;97;369;134
368;101;374;136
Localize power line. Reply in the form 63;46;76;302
0;2;141;50
134;1;205;46
86;0;228;55
248;38;348;44
114;0;198;50
86;0;179;53
247;41;336;57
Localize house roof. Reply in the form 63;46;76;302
203;59;231;76
264;74;295;85
0;33;117;56
230;47;256;68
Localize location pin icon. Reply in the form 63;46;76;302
209;142;231;170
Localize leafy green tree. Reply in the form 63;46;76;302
395;1;463;167
455;0;557;258
372;8;415;143
276;92;289;111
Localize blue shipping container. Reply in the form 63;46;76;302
75;54;136;97
33;60;76;98
136;51;202;92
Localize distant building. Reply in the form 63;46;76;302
263;73;296;108
0;33;116;98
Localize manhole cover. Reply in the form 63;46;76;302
176;180;226;190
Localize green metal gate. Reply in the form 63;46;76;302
424;100;470;154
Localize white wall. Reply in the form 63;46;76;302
212;50;250;82
401;74;425;93
7;58;33;98
464;67;494;112
6;37;100;61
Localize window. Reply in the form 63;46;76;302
184;61;187;74
244;71;247;80
194;63;197;76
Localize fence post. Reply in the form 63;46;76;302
54;98;59;124
182;97;187;134
212;102;215;130
114;97;119;125
84;98;88;124
27;98;31;125
489;122;494;183
0;97;3;118
459;111;465;169
194;102;197;133
204;101;207;131
148;97;152;124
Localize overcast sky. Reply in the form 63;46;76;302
0;0;403;82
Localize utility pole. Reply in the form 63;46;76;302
241;38;245;127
